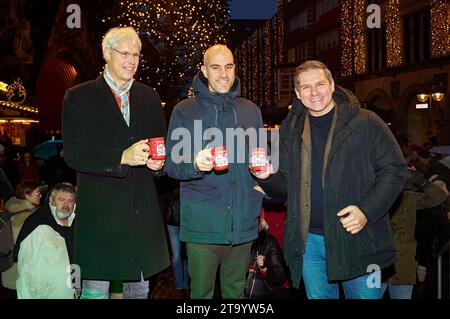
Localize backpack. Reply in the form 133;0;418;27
0;209;29;272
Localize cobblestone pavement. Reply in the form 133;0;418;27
151;267;189;299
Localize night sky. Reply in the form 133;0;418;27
230;0;278;19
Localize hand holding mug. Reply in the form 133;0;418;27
121;140;150;166
194;148;214;172
146;157;165;171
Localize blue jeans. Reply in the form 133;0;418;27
167;225;189;289
80;272;149;299
381;283;413;299
303;233;382;299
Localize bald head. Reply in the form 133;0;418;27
203;44;233;66
201;44;236;93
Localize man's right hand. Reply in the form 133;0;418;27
121;140;150;166
251;162;273;180
194;148;214;172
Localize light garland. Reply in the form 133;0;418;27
386;0;402;67
234;1;282;106
276;6;285;64
353;0;367;74
241;39;249;98
103;0;231;99
263;20;272;106
0;101;38;113
430;0;450;57
340;0;353;77
252;31;259;104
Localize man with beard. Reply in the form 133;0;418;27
14;183;76;298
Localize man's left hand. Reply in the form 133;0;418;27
337;205;368;234
146;158;165;171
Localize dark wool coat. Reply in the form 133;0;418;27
62;75;169;280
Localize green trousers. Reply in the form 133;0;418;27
187;242;252;299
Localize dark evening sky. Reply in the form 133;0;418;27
230;0;278;19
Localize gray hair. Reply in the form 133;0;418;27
294;60;334;89
102;27;142;59
50;182;77;200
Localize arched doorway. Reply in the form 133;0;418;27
399;85;438;148
364;89;395;130
34;53;82;139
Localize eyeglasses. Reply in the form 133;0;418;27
111;48;142;60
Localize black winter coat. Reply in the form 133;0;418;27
62;76;170;280
260;86;407;286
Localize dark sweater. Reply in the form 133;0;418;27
309;108;334;235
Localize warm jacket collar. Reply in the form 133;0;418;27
192;71;241;127
192;71;241;108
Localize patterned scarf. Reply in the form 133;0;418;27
103;65;133;126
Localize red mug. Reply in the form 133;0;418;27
250;148;267;171
148;137;166;160
211;146;228;171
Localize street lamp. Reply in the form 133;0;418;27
416;91;445;105
416;88;446;137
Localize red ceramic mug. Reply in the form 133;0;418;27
250;148;267;171
148;137;166;160
211;146;228;171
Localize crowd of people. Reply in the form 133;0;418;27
0;26;449;300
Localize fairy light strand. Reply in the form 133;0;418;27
430;0;450;57
386;0;403;67
103;0;231;98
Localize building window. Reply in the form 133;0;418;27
316;28;338;54
316;0;338;20
368;25;386;72
288;48;295;63
289;10;308;32
278;67;296;107
287;42;314;63
403;7;431;64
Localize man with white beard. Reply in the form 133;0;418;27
14;183;77;299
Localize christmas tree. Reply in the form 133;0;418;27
104;0;231;102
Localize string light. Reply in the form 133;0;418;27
353;0;367;74
430;0;450;57
276;0;285;65
252;31;259;104
240;39;248;98
235;0;283;106
340;0;353;77
103;0;231;99
263;20;272;106
386;0;402;67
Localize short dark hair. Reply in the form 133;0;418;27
293;60;334;89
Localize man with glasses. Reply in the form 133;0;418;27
62;27;169;299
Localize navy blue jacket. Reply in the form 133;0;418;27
165;72;264;244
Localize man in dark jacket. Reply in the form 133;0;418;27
255;60;406;299
165;44;264;298
62;27;169;299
